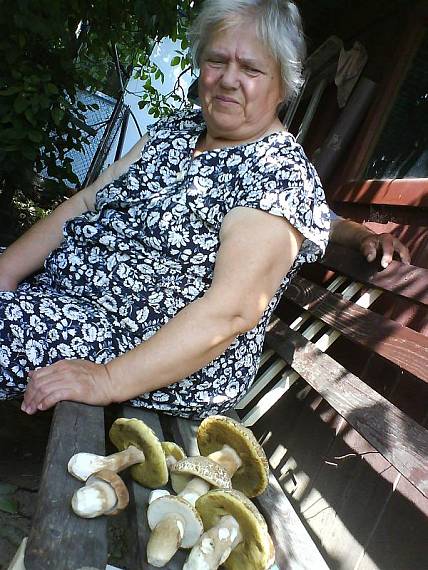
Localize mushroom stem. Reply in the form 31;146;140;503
183;515;243;570
72;479;118;518
147;514;185;567
166;454;179;468
68;445;145;481
178;476;211;506
208;444;242;478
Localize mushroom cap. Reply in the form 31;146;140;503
109;418;168;488
162;441;186;463
170;456;232;494
72;469;129;518
195;488;275;570
147;495;204;549
197;415;269;497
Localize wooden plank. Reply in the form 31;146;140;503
331;179;428;207
321;243;428;306
170;413;330;570
25;402;108;570
265;320;428;498
120;406;187;569
284;275;428;384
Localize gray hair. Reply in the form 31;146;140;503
189;0;306;102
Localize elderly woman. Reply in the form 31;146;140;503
0;0;408;419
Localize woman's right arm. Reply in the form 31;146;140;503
0;135;148;291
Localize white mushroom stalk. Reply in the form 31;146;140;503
68;445;145;481
170;457;232;507
183;515;243;570
178;475;211;506
146;493;204;568
207;444;242;478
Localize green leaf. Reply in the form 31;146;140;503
46;83;59;95
28;130;43;143
0;483;17;494
171;56;180;66
0;496;18;514
52;108;64;125
0;86;21;97
14;96;28;114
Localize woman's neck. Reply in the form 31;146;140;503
195;118;286;155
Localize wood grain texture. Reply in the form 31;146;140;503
25;402;107;570
266;321;428;498
284;275;428;384
321;243;428;306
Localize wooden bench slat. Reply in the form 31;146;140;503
120;406;188;569
25;402;108;570
170;414;330;570
284;275;428;384
321;243;428;306
266;320;428;499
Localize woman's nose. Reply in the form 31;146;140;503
220;64;239;89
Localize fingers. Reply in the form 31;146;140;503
378;234;394;269
22;362;75;414
395;240;411;264
22;359;113;415
361;233;411;268
360;236;379;263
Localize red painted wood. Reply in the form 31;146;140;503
283;276;428;384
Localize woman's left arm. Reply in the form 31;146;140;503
22;207;303;414
329;216;410;267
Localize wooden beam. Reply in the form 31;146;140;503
284;276;428;384
320;243;428;306
25;402;108;570
265;320;428;498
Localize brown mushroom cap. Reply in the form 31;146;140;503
197;415;269;497
195;488;275;570
170;456;232;494
72;469;129;518
91;469;129;515
162;441;186;463
109;418;168;488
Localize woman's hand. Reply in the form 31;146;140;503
330;218;411;268
21;359;116;415
360;232;411;268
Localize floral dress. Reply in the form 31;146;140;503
0;109;330;419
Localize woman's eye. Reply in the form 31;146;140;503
244;67;260;75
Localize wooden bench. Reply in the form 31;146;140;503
16;243;428;570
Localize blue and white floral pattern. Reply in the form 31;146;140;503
0;109;330;418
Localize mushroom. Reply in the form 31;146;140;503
68;444;145;482
161;440;186;468
108;418;182;487
170;456;232;506
184;488;275;570
146;494;204;567
197;415;269;497
71;469;129;518
68;435;185;485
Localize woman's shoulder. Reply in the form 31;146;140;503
147;107;204;139
245;130;320;184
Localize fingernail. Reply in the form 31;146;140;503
21;403;26;412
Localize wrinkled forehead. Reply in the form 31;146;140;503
201;18;277;66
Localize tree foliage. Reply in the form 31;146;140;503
0;0;199;219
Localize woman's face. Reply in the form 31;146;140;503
198;21;284;145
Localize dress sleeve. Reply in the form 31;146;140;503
234;139;331;262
